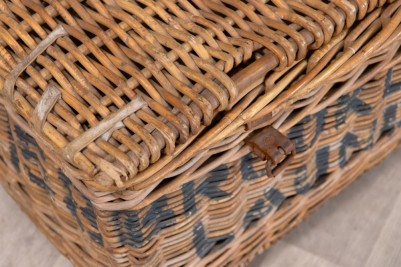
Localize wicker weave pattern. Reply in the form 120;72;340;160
0;0;393;192
1;2;401;267
1;21;401;265
74;2;401;209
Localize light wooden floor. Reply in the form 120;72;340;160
1;147;401;267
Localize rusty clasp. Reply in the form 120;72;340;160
245;126;295;177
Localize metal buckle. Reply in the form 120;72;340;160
245;126;295;177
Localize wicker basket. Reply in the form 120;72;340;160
1;0;401;266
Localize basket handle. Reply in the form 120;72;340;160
3;25;67;102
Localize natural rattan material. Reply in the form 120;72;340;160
1;1;401;266
0;0;397;197
1;55;401;266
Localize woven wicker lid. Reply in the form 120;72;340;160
0;0;384;196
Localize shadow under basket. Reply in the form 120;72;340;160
1;0;401;266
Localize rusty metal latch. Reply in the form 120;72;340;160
245;126;295;177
